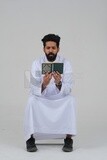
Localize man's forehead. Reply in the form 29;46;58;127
45;41;57;46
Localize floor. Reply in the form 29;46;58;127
0;129;107;160
0;110;107;160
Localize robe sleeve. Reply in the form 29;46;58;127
30;61;42;96
60;60;73;96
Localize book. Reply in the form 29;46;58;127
42;63;64;74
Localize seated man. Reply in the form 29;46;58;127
24;34;77;152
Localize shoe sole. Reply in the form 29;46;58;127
27;147;38;152
62;147;73;152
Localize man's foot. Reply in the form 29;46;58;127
26;136;38;152
62;137;73;152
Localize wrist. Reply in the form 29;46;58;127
42;83;47;88
41;83;46;93
55;81;62;86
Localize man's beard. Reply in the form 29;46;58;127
45;52;57;62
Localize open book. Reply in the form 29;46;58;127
42;63;64;74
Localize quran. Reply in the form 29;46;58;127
42;63;63;74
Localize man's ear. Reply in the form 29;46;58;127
43;47;45;52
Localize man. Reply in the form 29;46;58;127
24;34;76;152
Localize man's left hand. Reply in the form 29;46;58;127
52;71;61;85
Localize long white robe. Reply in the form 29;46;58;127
24;54;77;141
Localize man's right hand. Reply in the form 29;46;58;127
42;72;52;88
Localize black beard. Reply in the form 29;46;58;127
45;52;57;62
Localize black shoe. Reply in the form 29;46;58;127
26;136;38;152
62;137;73;152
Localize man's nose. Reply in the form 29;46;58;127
49;48;53;52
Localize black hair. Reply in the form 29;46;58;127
41;34;61;47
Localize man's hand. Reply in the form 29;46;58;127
52;71;61;85
42;72;52;88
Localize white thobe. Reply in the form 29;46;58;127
24;54;77;141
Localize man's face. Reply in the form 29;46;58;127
43;41;59;62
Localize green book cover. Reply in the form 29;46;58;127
42;63;63;74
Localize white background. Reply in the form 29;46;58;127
0;0;107;159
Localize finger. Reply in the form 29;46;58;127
56;71;62;78
56;71;60;75
53;73;57;78
45;71;50;76
49;72;53;76
46;73;51;79
52;71;56;75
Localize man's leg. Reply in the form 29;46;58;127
62;134;73;152
26;134;38;152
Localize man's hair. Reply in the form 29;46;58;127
41;34;61;47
